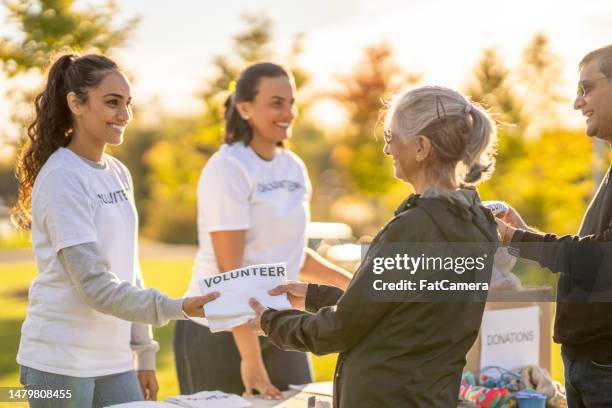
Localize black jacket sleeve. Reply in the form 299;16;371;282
510;223;611;276
259;217;412;355
305;284;344;313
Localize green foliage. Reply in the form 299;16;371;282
467;33;597;236
0;0;140;75
480;130;596;234
466;46;524;131
201;14;275;114
142;121;220;244
332;41;419;198
322;42;420;233
518;33;567;136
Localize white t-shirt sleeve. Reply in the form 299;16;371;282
295;154;311;269
301;158;312;203
38;168;97;252
198;156;251;232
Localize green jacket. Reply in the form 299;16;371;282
261;188;499;408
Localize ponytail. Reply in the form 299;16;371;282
223;93;254;145
461;106;496;184
12;52;119;230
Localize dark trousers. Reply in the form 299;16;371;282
562;349;612;408
173;319;313;395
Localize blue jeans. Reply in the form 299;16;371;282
562;350;612;408
19;366;143;408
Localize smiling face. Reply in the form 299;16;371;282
383;128;428;183
237;76;296;144
573;59;612;143
69;70;133;147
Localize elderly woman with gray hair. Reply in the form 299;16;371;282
249;86;500;407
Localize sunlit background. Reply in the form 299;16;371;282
2;1;612;135
0;0;611;399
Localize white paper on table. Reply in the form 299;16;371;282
105;401;179;408
480;306;540;371
200;263;291;321
288;381;334;397
166;390;252;408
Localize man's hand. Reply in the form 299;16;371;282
498;205;529;230
248;298;267;336
137;370;159;401
496;218;517;245
182;292;220;317
268;281;308;310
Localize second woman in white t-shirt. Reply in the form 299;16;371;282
174;63;351;399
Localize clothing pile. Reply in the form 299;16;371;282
199;263;292;332
459;365;566;408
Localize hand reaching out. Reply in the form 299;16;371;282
182;292;220;318
497;205;528;230
496;218;517;245
268;281;308;310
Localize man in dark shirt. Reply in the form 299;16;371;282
498;45;612;408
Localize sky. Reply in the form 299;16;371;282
1;0;612;142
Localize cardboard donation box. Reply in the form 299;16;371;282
465;288;552;374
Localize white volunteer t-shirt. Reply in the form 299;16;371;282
17;148;139;377
186;142;311;323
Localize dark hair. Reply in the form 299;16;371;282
12;52;120;230
579;44;612;77
223;62;291;146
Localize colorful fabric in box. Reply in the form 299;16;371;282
459;371;513;408
460;365;567;408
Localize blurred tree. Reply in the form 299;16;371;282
481;130;596;235
333;41;420;197
466;46;524;132
471;37;593;237
327;41;419;233
466;46;528;208
0;0;139;75
518;32;566;137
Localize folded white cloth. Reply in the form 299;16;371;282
166;391;252;408
200;263;292;332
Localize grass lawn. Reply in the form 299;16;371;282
0;256;563;405
0;258;338;403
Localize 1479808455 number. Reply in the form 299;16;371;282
8;388;72;400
